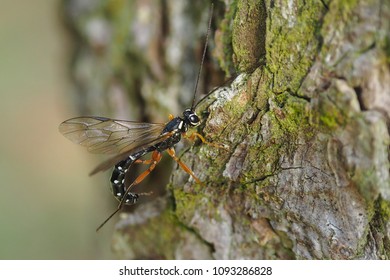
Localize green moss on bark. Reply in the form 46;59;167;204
265;0;325;93
232;0;267;72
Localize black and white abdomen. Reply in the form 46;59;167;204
109;118;186;205
110;149;151;205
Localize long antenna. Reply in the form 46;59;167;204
191;3;214;110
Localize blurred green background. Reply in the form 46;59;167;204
0;0;116;259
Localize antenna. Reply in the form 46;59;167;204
191;3;214;110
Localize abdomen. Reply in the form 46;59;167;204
110;148;152;204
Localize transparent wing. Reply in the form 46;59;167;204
59;117;167;155
88;130;175;175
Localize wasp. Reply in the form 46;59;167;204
59;5;219;231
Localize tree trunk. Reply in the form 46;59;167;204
63;0;390;259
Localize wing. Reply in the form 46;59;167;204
59;117;167;155
88;130;175;175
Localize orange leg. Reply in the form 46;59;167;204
96;150;162;232
167;147;202;185
134;158;154;164
120;150;162;206
184;132;229;150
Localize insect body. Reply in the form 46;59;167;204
107;109;201;203
59;5;215;231
59;109;204;230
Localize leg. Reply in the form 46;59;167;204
119;150;162;208
134;158;154;164
167;147;202;185
184;132;228;150
96;150;162;232
185;132;208;143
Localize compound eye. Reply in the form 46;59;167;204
189;114;200;125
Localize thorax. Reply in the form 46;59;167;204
156;117;186;152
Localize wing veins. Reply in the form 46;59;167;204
59;117;166;155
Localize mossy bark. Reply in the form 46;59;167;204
64;0;390;259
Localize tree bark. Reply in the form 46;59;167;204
63;0;390;259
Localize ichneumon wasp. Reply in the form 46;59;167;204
59;4;221;231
